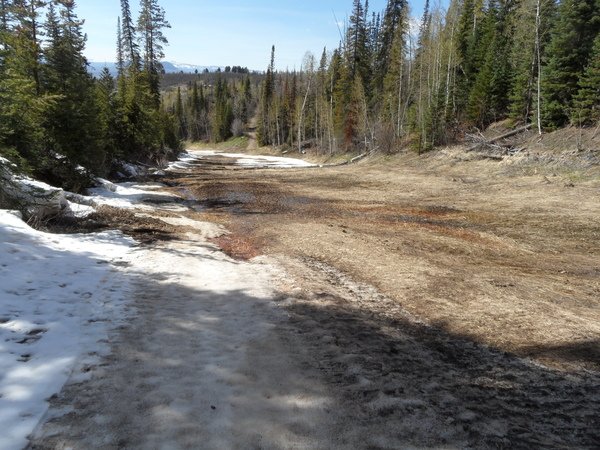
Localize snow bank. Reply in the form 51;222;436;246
87;180;181;211
168;150;315;171
0;210;135;450
0;158;69;220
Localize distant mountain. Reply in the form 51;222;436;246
87;61;223;77
161;61;223;74
88;62;118;76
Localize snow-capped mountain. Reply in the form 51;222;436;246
88;61;223;76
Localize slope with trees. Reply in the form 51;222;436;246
252;0;600;156
0;0;179;191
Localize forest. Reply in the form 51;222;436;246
245;0;600;154
1;0;600;187
0;0;179;190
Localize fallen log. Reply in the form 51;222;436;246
467;124;532;152
350;153;368;164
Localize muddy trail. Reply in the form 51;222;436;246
30;150;599;449
168;150;600;448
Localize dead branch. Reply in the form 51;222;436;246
466;124;532;152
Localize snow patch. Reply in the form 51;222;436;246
0;211;135;450
87;181;180;210
168;150;315;171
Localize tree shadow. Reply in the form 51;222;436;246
23;255;600;449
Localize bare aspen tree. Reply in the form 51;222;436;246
298;52;315;153
535;0;542;135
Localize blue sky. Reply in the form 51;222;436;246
76;0;439;70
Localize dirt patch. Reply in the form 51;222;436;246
271;257;600;448
209;233;263;260
170;150;600;372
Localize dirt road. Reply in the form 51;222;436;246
30;149;599;448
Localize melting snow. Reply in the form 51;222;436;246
168;150;315;171
0;211;135;450
0;148;316;449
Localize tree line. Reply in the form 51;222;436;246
163;72;258;143
256;0;600;154
0;0;178;189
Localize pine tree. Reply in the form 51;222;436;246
466;1;514;127
120;0;139;70
95;67;121;163
137;0;170;107
382;22;405;135
572;33;600;125
542;0;600;129
508;0;555;126
373;0;408;99
257;45;276;145
0;0;9;32
43;0;104;171
0;0;49;166
116;17;124;77
211;75;233;142
346;0;370;90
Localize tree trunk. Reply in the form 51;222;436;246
535;0;543;135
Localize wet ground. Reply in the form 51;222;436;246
30;149;600;448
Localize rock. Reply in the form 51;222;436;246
0;158;69;221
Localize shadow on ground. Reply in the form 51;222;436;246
25;243;600;450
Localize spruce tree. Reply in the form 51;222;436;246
137;0;170;107
120;0;139;69
382;23;405;133
0;0;49;166
572;33;600;125
466;1;514;127
0;0;9;32
43;0;104;171
542;0;600;129
95;67;121;163
257;45;276;146
346;0;370;90
211;75;233;142
508;0;555;125
373;0;408;98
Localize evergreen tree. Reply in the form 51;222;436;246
95;67;121;163
116;16;124;77
137;0;170;107
174;85;186;138
211;75;233;142
0;0;49;166
257;45;276;145
455;0;486;115
0;0;9;32
466;1;514;127
373;0;408;99
120;0;139;69
7;0;45;93
572;32;600;125
382;22;405;133
508;0;555;125
43;0;104;171
542;0;600;128
346;0;370;90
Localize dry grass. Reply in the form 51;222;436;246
171;149;600;372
